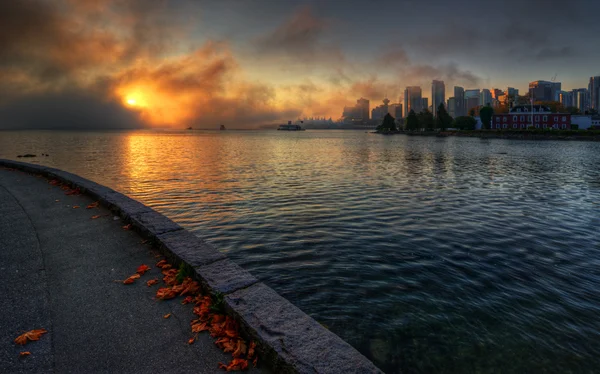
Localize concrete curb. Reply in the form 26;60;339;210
0;159;383;374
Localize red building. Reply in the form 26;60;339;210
492;105;571;130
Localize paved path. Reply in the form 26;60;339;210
0;167;265;373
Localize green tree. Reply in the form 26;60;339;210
479;105;494;130
566;106;580;115
435;103;453;131
538;101;565;113
376;113;397;133
405;109;419;131
453;116;477;130
418;109;434;130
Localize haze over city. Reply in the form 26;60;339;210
2;0;600;129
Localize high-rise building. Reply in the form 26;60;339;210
589;76;600;111
422;98;429;112
447;97;456;118
559;91;573;108
454;86;465;117
572;89;589;113
431;80;445;116
491;88;504;99
356;98;370;121
480;89;492;107
371;98;390;120
389;103;403;119
529;80;562;102
404;86;423;115
465;89;480;113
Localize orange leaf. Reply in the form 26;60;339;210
122;224;132;230
232;339;247;358
191;321;209;333
163;313;171;319
219;358;249;371
86;201;99;209
141;239;149;244
155;259;168;268
19;351;31;357
146;279;159;287
91;215;101;219
182;296;193;305
252;357;258;368
72;205;80;209
122;274;141;284
156;287;177;300
247;341;256;359
136;264;150;275
14;329;48;345
188;337;196;345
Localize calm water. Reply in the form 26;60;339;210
2;130;600;373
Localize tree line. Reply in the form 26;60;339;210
377;103;484;133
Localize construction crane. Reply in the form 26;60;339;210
551;73;558;82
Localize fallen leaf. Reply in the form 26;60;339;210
122;224;132;230
55;199;60;202
136;264;150;275
232;339;247;357
86;201;99;209
188;337;196;345
182;296;194;305
155;259;168;268
91;215;101;219
14;329;48;345
219;358;248;371
72;205;80;209
19;352;31;357
122;274;141;285
247;341;256;359
146;279;159;287
252;357;258;368
140;239;149;244
163;313;171;319
156;287;177;300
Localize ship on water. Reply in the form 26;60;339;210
277;120;305;131
220;124;226;131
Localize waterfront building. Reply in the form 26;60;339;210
343;98;370;123
431;80;445;116
491;105;571;130
447;97;456;118
589;76;600;111
371;98;391;120
389;103;402;119
480;89;492;107
465;89;480;113
492;88;504;99
454;86;465;117
422;98;429;112
559;91;573;108
573;89;589;113
404;86;423;114
356;98;370;121
529;80;562;102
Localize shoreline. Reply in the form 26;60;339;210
374;130;600;141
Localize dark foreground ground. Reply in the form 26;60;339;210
0;167;266;373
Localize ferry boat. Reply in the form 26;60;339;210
277;121;305;131
220;124;226;131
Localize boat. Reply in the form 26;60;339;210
186;126;193;130
220;125;226;131
277;121;305;131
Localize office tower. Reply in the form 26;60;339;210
529;80;562;102
465;89;480;113
431;80;445;116
480;89;492;107
454;86;465;117
356;98;370;121
404;86;423;114
447;97;456;118
589;76;600;111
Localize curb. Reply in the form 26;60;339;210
0;159;383;374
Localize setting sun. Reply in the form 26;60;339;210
126;98;137;105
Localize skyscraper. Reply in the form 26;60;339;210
356;98;370;121
431;80;445;116
404;86;423;115
480;89;492;107
422;98;429;111
529;80;562;102
559;91;573;108
572;89;589;113
465;89;480;113
454;86;465;117
447;97;456;118
589;76;600;111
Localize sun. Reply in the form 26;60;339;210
126;98;137;105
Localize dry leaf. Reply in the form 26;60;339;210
86;201;99;209
72;206;80;209
247;341;256;359
122;224;132;230
218;358;248;371
155;259;168;268
14;329;48;345
163;313;171;319
122;274;141;284
188;337;196;345
91;215;101;219
136;264;150;275
19;352;31;357
146;279;159;287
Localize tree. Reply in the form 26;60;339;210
405;110;419;131
479;105;494;130
468;108;477;117
376;113;397;133
538;101;565;113
435;104;453;131
453;116;477;130
417;109;434;130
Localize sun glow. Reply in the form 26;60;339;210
126;98;137;105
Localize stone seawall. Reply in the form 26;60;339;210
0;159;382;374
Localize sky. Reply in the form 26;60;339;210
1;0;599;129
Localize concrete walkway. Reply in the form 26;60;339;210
0;167;265;373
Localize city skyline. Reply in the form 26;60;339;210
2;0;600;129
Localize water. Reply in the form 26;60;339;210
2;129;600;373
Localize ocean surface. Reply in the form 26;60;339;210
2;129;600;373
